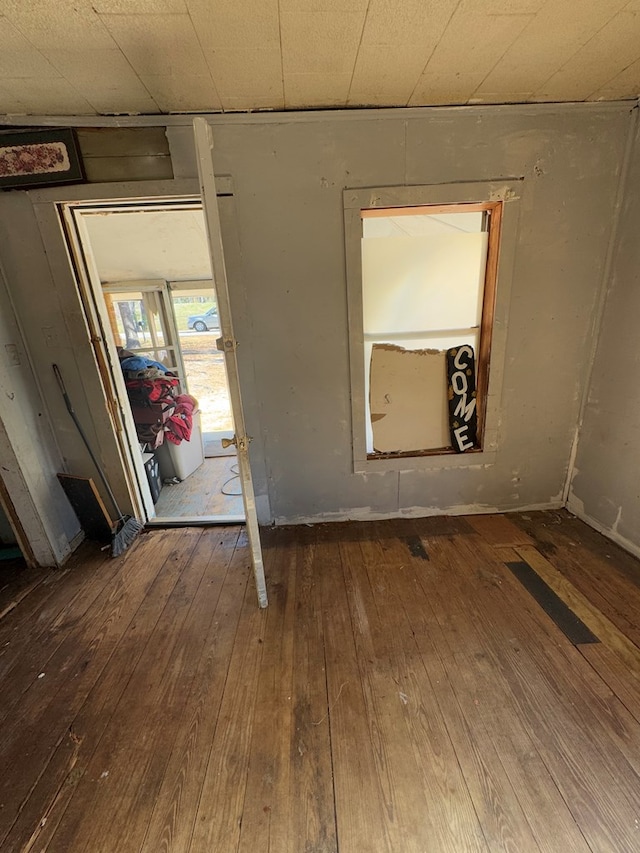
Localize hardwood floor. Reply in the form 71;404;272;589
153;455;245;519
1;510;640;851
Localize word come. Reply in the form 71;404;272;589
446;345;478;452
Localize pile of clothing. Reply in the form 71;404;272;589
119;354;198;449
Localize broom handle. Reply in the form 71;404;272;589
52;364;124;521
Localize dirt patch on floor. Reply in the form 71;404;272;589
179;331;233;433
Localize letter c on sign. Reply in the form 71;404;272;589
454;345;473;371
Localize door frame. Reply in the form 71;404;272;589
60;199;251;527
29;177;269;539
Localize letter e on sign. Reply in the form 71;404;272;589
446;346;478;453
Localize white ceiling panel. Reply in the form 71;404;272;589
281;10;365;74
101;13;210;77
204;48;284;108
411;6;535;106
590;56;640;101
469;91;535;105
285;72;352;108
533;11;640;101
92;0;187;11
347;0;459;105
141;74;221;112
0;0;115;51
348;46;427;106
80;87;160;116
0;81;33;113
278;0;368;11
0;0;638;116
0;76;94;114
44;47;147;88
43;49;160;114
359;0;457;47
475;0;629;98
0;17;60;78
187;0;280;50
221;94;284;111
488;0;547;9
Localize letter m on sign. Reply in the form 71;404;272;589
446;346;478;453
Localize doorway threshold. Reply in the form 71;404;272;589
148;514;245;527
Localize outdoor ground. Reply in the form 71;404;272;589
178;330;233;433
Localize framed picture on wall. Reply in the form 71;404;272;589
0;128;84;189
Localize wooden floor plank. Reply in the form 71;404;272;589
235;531;298;853
515;544;640;684
1;513;640;852
544;542;640;646
466;514;534;547
386;530;554;852
513;509;640;592
439;534;640;852
579;642;640;725
360;526;489;852
513;509;636;564
0;546;112;684
339;532;450;853
0;528;196;852
414;535;591;852
319;535;396;853
39;528;219;853
287;534;337;852
0;544;127;729
0;560;49;621
187;541;268;852
135;528;249;853
236;527;337;853
85;528;243;853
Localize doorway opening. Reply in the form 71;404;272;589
60;197;245;525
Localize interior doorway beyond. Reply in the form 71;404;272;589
63;199;245;525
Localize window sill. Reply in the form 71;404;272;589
354;447;497;474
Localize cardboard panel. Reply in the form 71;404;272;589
370;344;449;453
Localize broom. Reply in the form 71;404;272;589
53;364;144;557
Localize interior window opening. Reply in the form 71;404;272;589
361;202;501;459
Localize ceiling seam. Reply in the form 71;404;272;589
530;2;634;101
90;10;161;116
346;0;372;107
406;0;462;106
173;7;223;113
278;0;286;110
468;13;536;103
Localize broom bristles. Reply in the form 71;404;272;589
112;516;144;557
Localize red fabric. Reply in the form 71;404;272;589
164;395;198;445
125;376;179;404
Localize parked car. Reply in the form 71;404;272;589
187;307;219;331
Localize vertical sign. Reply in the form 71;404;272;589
446;345;478;452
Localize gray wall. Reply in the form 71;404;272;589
0;258;80;564
173;104;631;522
0;104;633;545
568;114;640;557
